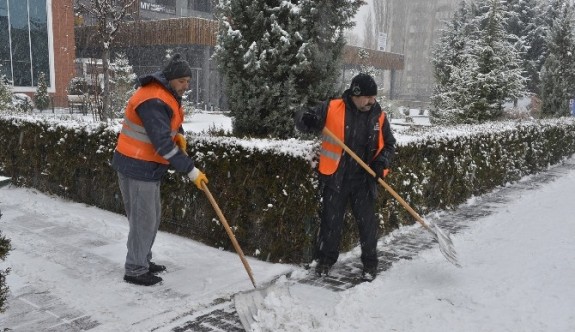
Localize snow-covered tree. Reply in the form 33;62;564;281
214;0;364;138
0;62;12;112
469;0;525;120
431;1;475;122
109;52;136;118
505;0;545;95
75;0;135;121
431;0;525;124
34;72;50;111
539;1;575;117
0;75;11;112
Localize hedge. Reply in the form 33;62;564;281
1;115;574;263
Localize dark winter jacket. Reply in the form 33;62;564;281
295;89;396;193
111;72;194;181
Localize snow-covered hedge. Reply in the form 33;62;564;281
389;119;575;227
0;211;11;313
1;115;574;263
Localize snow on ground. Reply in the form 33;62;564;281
1;156;574;331
0;186;291;331
4;108;233;135
182;110;233;134
249;157;575;332
1;111;575;331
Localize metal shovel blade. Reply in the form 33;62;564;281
431;223;461;268
234;283;291;332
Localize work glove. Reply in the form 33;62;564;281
370;152;391;179
174;133;187;152
301;110;320;128
370;161;387;179
188;167;208;190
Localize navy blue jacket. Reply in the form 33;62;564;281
112;72;194;181
295;89;396;193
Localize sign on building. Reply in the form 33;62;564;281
140;0;176;15
378;32;387;51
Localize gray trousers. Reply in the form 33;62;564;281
117;172;162;276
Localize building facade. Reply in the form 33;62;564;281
76;14;403;111
135;0;213;20
377;0;460;108
0;0;76;107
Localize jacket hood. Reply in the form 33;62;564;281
138;71;181;102
138;71;168;86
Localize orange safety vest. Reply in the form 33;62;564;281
318;99;386;175
115;82;183;164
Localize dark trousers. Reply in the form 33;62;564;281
316;180;379;268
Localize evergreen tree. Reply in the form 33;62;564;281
34;72;50;111
0;71;12;112
431;0;525;124
214;0;364;138
505;0;545;95
109;52;136;118
468;0;525;121
540;1;575;117
431;1;476;123
537;0;570;83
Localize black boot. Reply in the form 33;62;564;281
149;261;166;274
361;266;377;282
315;263;331;277
124;271;162;286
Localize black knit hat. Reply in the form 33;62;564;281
349;73;378;97
162;53;192;81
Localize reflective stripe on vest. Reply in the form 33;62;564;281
115;82;183;164
318;99;386;175
120;117;178;144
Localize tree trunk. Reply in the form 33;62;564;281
102;47;111;121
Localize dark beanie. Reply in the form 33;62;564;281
162;53;192;81
349;73;378;97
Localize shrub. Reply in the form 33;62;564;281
0;210;12;313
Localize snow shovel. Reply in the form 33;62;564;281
199;181;258;288
180;144;257;287
234;278;291;331
322;127;461;268
201;181;281;330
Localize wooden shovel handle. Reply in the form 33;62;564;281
322;127;431;232
180;146;256;286
201;181;257;288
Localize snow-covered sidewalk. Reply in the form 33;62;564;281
1;156;575;331
0;186;290;331
252;157;575;332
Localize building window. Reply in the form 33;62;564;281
0;0;50;88
188;0;211;13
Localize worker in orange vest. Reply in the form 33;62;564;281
112;54;208;286
295;73;396;281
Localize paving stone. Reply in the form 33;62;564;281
1;286;99;331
